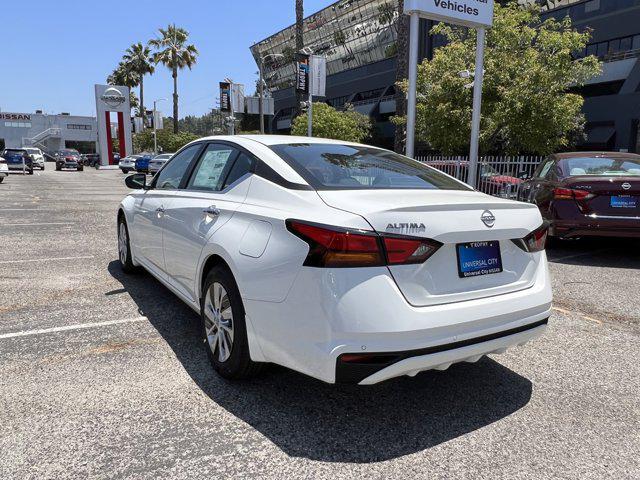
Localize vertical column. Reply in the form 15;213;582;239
105;111;114;166
468;27;486;188
117;112;126;163
405;12;420;158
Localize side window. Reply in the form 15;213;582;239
222;153;254;189
187;144;238;191
536;159;554;179
155;144;202;190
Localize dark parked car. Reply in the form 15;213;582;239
1;148;34;174
134;153;154;173
82;153;101;167
55;149;83;171
519;152;640;240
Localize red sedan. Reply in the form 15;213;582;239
519;152;640;239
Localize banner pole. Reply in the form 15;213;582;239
468;27;486;188
405;12;420;158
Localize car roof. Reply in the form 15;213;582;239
552;151;640;160
196;134;366;148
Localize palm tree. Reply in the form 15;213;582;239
149;25;199;133
295;0;304;116
107;62;140;116
122;42;155;123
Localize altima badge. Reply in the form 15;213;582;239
481;210;495;228
386;222;426;234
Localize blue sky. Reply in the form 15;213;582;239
2;0;330;118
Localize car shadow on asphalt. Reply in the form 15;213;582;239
108;260;532;463
547;237;640;269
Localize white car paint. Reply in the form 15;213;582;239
0;157;8;181
119;155;139;172
25;148;45;169
148;153;174;175
118;135;552;384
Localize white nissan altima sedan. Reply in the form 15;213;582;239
117;135;552;384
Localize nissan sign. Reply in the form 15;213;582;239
0;113;31;121
100;87;127;108
404;0;494;28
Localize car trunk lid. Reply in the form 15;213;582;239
317;189;543;306
562;176;640;217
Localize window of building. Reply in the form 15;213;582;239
585;0;600;13
4;122;31;128
67;124;92;130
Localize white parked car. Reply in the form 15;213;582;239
117;136;552;384
0;156;8;183
119;155;140;174
25;147;45;170
148;153;174;174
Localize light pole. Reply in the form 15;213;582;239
259;53;284;134
153;98;167;155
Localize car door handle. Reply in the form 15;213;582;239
203;206;221;216
156;206;165;215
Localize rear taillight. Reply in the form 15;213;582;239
382;235;442;265
286;220;442;268
512;223;549;253
553;188;593;201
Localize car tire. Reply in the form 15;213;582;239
56;166;61;171
0;177;4;183
121;169;129;174
201;266;263;380
117;217;138;274
28;168;34;175
41;165;45;171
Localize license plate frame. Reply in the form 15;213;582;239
610;195;637;209
456;241;503;278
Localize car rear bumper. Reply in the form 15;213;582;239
553;215;640;238
243;253;552;384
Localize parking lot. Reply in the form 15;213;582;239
1;168;639;479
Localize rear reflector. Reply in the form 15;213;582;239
286;220;442;268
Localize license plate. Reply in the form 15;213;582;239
611;196;637;209
456;241;503;278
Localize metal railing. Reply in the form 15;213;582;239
417;154;545;199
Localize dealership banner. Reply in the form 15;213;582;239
310;55;327;97
295;54;310;94
220;82;231;112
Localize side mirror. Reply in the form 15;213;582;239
125;173;148;190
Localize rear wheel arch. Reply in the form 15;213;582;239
200;254;233;303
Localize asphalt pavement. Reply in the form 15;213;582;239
0;167;638;479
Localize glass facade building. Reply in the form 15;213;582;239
251;0;400;92
254;0;640;153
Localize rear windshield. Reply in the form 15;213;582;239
3;149;26;155
563;157;640;176
270;143;471;191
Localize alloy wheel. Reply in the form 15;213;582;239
118;222;128;265
204;282;234;362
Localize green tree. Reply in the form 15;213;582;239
397;3;601;155
122;42;155;122
149;25;199;134
291;102;372;143
133;127;199;153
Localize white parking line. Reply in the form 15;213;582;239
0;316;148;340
0;255;94;265
3;222;74;227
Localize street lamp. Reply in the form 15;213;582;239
153;98;167;155
259;53;284;134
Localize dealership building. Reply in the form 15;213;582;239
252;0;640;153
0;111;97;156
